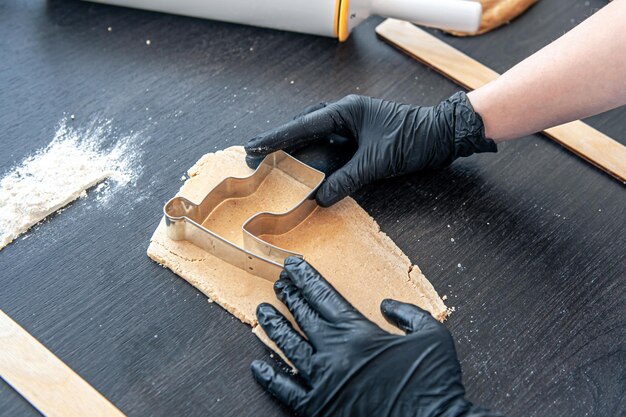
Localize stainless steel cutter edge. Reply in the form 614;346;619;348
163;150;325;281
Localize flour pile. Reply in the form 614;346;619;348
0;118;141;250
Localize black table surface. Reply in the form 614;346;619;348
1;1;624;416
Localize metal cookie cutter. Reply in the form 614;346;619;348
163;151;325;281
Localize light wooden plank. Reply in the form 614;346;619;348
376;18;626;183
0;309;126;417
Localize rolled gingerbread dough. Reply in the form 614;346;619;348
147;146;447;358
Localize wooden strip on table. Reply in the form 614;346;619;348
0;309;126;417
375;18;626;183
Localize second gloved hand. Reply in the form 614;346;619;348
251;257;501;417
245;92;497;207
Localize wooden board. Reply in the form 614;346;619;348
376;18;626;183
0;310;125;417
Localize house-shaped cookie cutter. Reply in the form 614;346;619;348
163;151;325;281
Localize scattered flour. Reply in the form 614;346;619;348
0;118;141;250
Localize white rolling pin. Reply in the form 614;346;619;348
86;0;482;40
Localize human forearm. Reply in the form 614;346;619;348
468;0;626;142
245;2;626;206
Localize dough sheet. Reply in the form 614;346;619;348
147;146;447;358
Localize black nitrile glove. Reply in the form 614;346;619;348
245;92;497;207
251;257;501;417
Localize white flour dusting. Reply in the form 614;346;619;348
0;118;141;250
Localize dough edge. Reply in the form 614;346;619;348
147;146;448;362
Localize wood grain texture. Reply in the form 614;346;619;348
0;310;125;417
376;18;626;183
0;1;624;417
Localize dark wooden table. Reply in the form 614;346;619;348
1;1;624;416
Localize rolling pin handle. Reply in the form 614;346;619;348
371;0;482;33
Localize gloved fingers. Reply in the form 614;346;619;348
380;299;439;334
256;303;314;379
244;105;347;158
283;257;360;323
245;140;311;169
245;132;354;172
245;154;265;170
315;153;373;207
274;273;325;344
293;102;327;119
250;360;307;410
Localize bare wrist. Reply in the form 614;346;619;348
467;87;500;142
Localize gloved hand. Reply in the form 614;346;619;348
245;92;497;207
251;257;502;417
